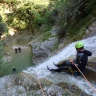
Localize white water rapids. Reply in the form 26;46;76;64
24;35;96;96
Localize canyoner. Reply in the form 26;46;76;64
47;41;92;76
47;41;96;92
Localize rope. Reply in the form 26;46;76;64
34;70;45;96
72;63;96;93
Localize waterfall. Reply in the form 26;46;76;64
24;36;96;77
24;35;96;96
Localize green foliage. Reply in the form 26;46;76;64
5;0;54;34
53;0;66;10
41;31;51;41
85;0;96;12
0;22;8;34
0;15;2;22
48;0;96;41
0;41;3;69
68;8;96;41
0;15;8;35
3;0;20;6
1;0;96;38
6;1;47;33
43;9;54;24
57;26;66;40
56;0;84;24
52;41;59;52
51;0;95;26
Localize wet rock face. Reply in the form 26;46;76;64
30;21;96;65
36;85;65;96
56;82;90;96
85;21;96;38
46;85;65;96
0;72;91;96
29;37;58;64
36;84;90;96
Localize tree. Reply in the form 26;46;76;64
0;41;3;70
0;22;8;38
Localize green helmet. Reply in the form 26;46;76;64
75;41;84;48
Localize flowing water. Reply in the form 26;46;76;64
24;36;96;96
0;36;96;95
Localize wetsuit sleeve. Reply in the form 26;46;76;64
84;50;92;56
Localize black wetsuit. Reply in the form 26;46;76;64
50;50;92;73
18;47;21;53
15;48;18;53
72;50;92;71
13;68;16;73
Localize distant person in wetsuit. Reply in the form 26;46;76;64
18;47;21;53
15;48;18;53
48;41;92;76
12;67;16;73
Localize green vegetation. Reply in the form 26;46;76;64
0;15;8;36
0;15;8;71
0;22;8;34
68;8;96;41
3;0;52;34
52;42;59;52
41;31;51;41
51;0;96;40
0;41;3;70
63;93;72;96
0;0;96;41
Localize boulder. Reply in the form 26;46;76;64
29;36;58;64
85;21;96;38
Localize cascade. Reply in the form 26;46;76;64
24;36;96;95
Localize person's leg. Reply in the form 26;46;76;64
13;69;16;73
73;70;84;76
55;61;71;68
74;72;81;76
50;67;69;72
